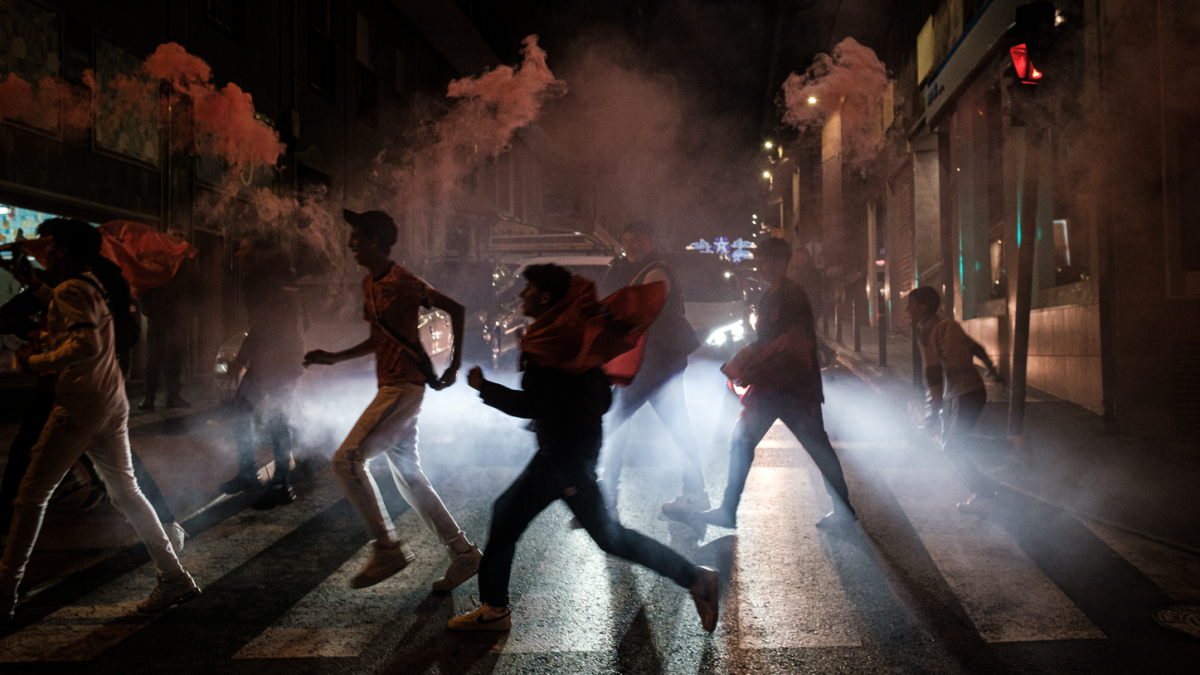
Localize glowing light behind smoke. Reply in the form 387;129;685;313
780;37;892;166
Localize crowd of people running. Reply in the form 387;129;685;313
0;210;1001;634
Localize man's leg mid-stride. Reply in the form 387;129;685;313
332;385;479;590
1;409;198;619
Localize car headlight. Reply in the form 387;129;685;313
705;319;746;347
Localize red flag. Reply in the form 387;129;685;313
519;275;666;379
3;222;197;299
98;221;197;299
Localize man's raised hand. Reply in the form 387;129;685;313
467;366;485;391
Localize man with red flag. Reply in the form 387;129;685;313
597;222;707;521
668;237;857;531
448;264;720;633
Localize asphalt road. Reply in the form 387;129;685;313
1;364;1198;674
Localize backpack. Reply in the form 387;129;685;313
77;275;142;353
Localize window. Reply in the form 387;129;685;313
356;13;373;69
356;13;377;123
1044;133;1090;287
308;0;335;98
205;0;245;42
989;237;1006;299
916;17;935;84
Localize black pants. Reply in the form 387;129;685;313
600;365;705;500
478;453;699;608
942;388;995;497
0;377;174;530
232;373;297;485
144;316;183;400
719;392;854;517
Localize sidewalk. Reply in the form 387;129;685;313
824;319;1200;554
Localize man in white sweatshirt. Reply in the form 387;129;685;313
0;219;199;621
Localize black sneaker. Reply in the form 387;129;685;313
252;483;295;510
219;473;262;495
79;486;108;512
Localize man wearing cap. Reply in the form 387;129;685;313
304;210;481;591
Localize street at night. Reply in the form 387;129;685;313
0;360;1197;673
3;0;1200;673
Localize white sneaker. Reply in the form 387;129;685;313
351;543;414;588
447;601;511;631
432;544;482;592
167;522;186;554
137;571;200;614
661;493;711;520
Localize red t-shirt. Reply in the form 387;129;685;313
362;263;439;388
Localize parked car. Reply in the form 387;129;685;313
422;257;516;363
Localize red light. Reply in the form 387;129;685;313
1009;44;1042;83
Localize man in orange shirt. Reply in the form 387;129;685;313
304;210;481;591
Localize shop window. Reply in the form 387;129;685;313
1045;133;1090;287
205;0;245;43
989;237;1006;299
308;0;335;99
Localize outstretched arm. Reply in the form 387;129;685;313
303;337;374;367
468;365;543;419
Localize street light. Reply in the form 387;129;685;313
762;171;771;179
807;96;818;105
764;141;773;150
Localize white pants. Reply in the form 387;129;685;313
1;403;184;596
331;384;466;550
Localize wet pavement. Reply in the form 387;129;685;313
1;363;1198;673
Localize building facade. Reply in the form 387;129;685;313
772;0;1200;441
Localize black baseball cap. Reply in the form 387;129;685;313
342;209;395;229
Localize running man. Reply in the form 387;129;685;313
448;264;719;633
1;219;198;620
304;209;481;591
668;237;856;531
907;286;1002;515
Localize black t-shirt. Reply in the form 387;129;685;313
756;279;823;401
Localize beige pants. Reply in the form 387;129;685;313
1;403;184;596
332;384;465;550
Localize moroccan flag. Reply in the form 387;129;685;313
519;275;666;382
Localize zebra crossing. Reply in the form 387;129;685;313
2;424;1198;669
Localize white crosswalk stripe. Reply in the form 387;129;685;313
732;465;861;649
235;468;518;659
0;469;347;663
11;451;1200;663
883;467;1107;642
